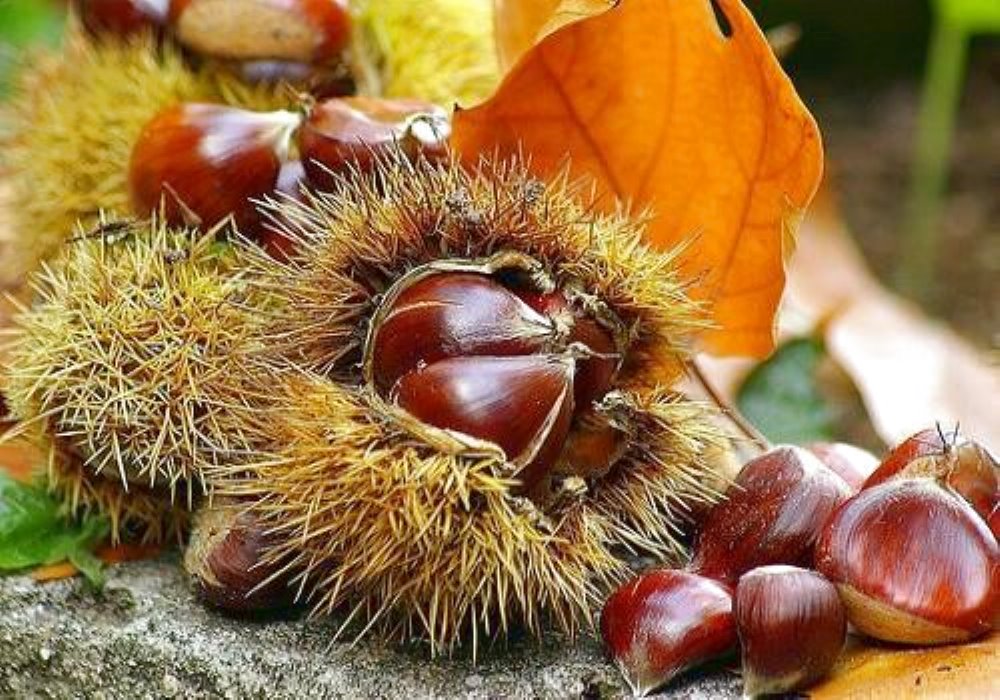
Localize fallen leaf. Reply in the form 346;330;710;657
456;0;823;357
493;0;612;70
786;186;1000;451
31;561;78;582
811;633;999;699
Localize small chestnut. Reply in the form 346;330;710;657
129;103;301;234
807;441;878;492
816;478;999;644
75;0;171;38
690;445;852;585
184;499;293;613
298;97;451;189
393;354;576;491
601;569;736;697
172;0;351;64
735;565;846;696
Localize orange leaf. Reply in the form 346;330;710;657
454;0;823;357
494;0;612;70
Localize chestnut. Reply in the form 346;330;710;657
184;498;294;613
601;569;736;697
298;97;451;189
129;103;301;235
807;442;878;492
865;429;998;524
75;0;171;38
816;478;999;644
172;0;351;64
690;445;852;585
394;354;575;491
735;565;846;696
367;271;561;394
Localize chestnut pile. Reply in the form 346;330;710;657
601;429;999;697
76;2;453;256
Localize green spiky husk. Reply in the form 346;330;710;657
0;31;291;290
209;156;729;653
1;218;259;542
352;0;500;106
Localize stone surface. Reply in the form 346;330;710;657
0;556;742;699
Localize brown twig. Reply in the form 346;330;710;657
689;359;771;453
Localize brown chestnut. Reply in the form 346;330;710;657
299;97;450;189
865;429;998;524
172;0;351;64
807;442;879;492
735;565;846;696
129;103;301;234
184;499;293;613
368;272;560;394
690;445;852;585
601;569;736;696
393;354;575;491
816;478;999;644
76;0;171;37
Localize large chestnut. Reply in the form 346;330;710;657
807;442;878;492
601;569;736;697
816;478;999;644
690;445;852;585
129;103;301;235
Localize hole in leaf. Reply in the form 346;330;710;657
709;0;733;38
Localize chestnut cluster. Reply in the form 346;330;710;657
128;96;450;256
75;0;352;90
601;429;999;697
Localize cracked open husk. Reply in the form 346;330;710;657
205;155;730;653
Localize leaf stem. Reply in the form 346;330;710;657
688;359;771;453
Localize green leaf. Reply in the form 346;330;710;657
0;472;109;586
737;337;836;445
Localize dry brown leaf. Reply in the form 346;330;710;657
786;187;1000;450
810;633;999;699
456;0;823;357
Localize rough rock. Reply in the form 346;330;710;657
0;556;741;699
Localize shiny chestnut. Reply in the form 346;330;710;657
129;103;301;235
363;259;627;493
865;429;998;523
736;565;846;696
816;478;999;644
299;97;451;189
601;569;736;697
690;445;852;585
